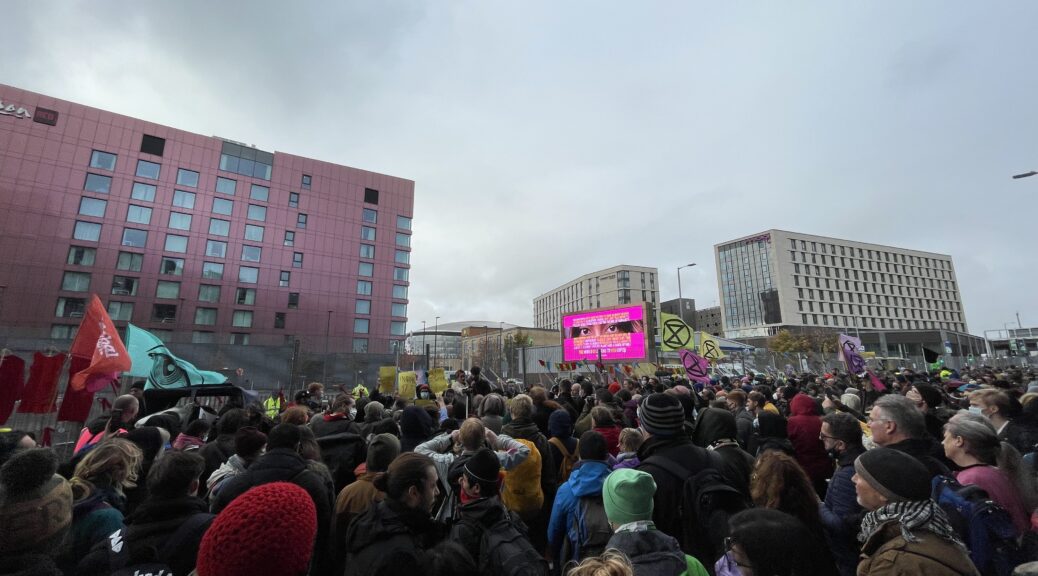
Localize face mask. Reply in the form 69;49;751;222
968;406;984;417
826;448;841;460
349;408;357;419
420;391;430;400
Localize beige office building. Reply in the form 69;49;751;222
533;265;660;331
715;230;967;340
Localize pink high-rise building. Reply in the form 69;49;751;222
0;84;413;355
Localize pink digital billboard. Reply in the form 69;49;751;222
562;304;648;362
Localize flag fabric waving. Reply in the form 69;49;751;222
698;332;726;361
660;312;694;352
866;370;888;392
838;334;866;374
679;349;711;386
922;347;941;364
69;295;132;392
126;324;227;389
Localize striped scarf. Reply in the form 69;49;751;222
859;499;963;547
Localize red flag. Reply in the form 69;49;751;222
866;370;887;392
538;359;546;367
68;295;131;392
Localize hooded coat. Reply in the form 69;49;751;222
75;495;213;576
400;406;436;453
691;408;755;498
786;394;833;492
754;411;795;457
548;410;578;472
606;528;707;576
344;498;446;576
547;459;612;563
209;448;334;575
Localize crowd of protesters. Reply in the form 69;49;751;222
1;364;1038;576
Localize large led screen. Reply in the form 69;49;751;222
562;304;648;362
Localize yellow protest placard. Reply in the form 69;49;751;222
428;368;448;394
633;363;658;378
398;371;417;400
378;366;397;393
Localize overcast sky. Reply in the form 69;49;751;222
6;1;1038;336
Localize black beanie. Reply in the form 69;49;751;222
914;384;942;409
853;448;931;503
464;448;501;487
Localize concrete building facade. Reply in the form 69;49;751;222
660;297;696;328
0;84;414;355
696;306;723;336
715;230;967;340
533;265;660;331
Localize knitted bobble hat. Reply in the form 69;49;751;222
196;482;317;576
637;393;685;437
0;448;72;555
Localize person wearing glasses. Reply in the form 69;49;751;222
866;395;950;478
817;412;866;576
717;508;838;576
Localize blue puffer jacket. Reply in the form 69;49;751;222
547;459;612;563
818;445;865;576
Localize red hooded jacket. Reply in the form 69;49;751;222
786;394;833;485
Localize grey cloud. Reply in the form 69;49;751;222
4;1;1038;333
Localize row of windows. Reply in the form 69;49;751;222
72;221;309;268
790;259;956;289
792;276;960;305
790;250;954;281
795;299;964;322
55;292;407;329
787;237;952;271
89;148;413;231
68;245;410;308
796;312;965;333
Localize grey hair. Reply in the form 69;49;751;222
480;393;506;417
873;394;927;439
947;410;1038;511
945;411;999;464
364;401;385;421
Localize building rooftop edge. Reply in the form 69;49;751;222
713;229;954;259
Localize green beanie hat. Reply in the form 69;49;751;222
602;469;655;526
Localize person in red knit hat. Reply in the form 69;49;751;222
196;482;317;576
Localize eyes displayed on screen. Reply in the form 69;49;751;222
575;324;620;337
569;321;641;338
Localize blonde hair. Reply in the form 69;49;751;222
509;394;534;420
567;550;635;576
459;418;486;451
70;438;143;500
618;428;644;453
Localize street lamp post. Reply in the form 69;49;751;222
677;263;697;326
433;316;440;369
323;310;332;383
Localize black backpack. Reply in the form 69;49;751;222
105;512;213;576
470;511;549;576
643;450;749;565
560;495;613;564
